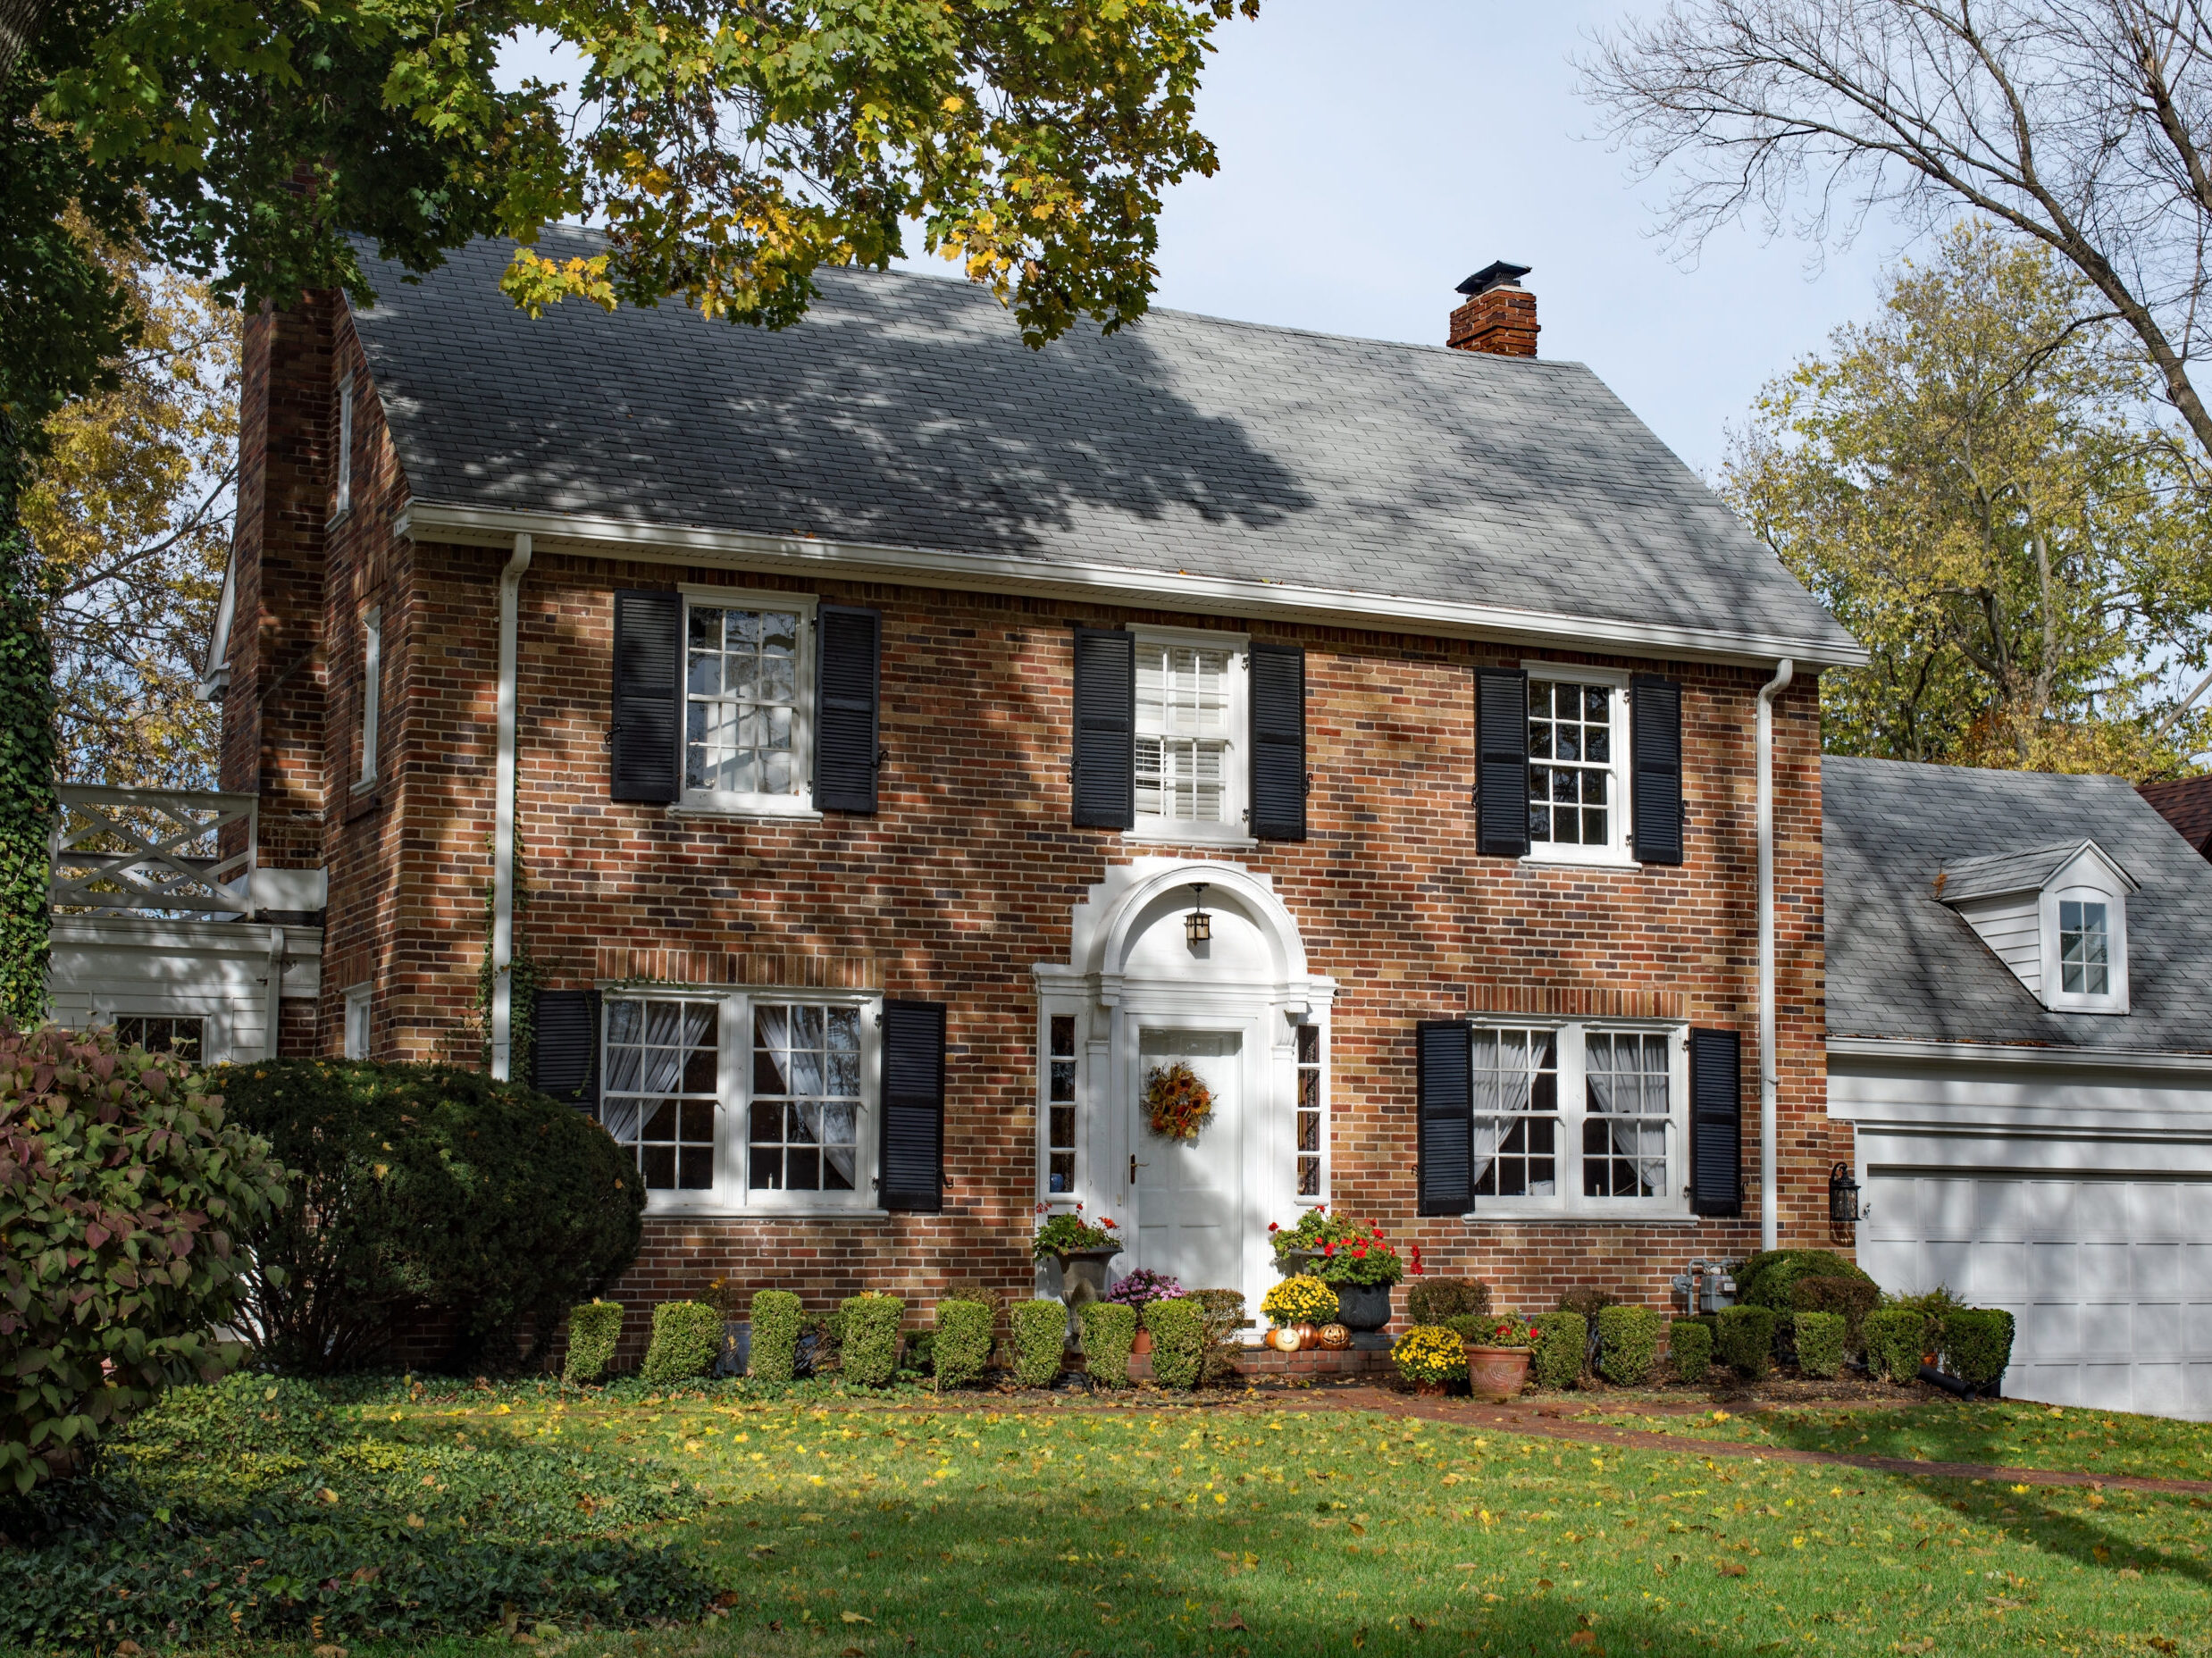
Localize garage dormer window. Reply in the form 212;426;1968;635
1937;838;2135;1016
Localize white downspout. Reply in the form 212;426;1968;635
1755;657;1795;1252
263;925;287;1061
490;532;532;1081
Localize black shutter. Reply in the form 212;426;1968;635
611;589;683;802
1071;627;1135;829
1688;1027;1742;1218
1631;674;1684;865
532;989;601;1113
1249;641;1307;841
815;604;882;814
1475;666;1530;858
880;1000;946;1212
1415;1019;1474;1217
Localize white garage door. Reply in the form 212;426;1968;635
1861;1171;2212;1421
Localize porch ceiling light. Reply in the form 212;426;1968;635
1185;883;1211;946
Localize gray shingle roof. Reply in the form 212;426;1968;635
1938;841;2131;904
348;228;1855;658
1824;757;2212;1051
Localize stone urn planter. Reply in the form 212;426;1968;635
1051;1245;1123;1340
1464;1344;1532;1402
1332;1281;1393;1333
1281;1248;1327;1274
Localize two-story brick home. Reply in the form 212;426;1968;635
202;231;1862;1339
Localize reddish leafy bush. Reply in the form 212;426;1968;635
0;1024;287;1492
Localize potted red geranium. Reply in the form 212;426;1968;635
1312;1224;1408;1333
1462;1311;1536;1401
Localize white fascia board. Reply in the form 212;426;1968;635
50;915;326;957
1828;1034;2212;1074
396;499;1870;671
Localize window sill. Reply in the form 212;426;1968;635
645;1202;891;1220
1462;1208;1697;1225
326;508;351;531
1519;851;1639;872
1122;825;1259;850
666;802;825;825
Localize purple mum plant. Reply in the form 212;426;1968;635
1107;1268;1185;1308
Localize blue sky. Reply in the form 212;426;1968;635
503;1;1909;478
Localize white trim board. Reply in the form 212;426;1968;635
395;499;1868;671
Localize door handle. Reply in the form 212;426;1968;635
1129;1155;1148;1183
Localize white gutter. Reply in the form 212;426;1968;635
1755;657;1794;1250
395;500;1870;672
263;925;287;1061
490;532;532;1081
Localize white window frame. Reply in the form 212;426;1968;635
2043;880;2130;1014
1462;1017;1688;1219
674;585;819;819
599;985;883;1216
357;606;381;789
344;984;372;1059
1294;1017;1328;1205
331;374;355;523
1128;624;1253;847
1521;660;1635;868
1039;1009;1081;1200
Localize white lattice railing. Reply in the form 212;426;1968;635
50;785;258;917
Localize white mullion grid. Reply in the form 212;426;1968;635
1466;1017;1688;1216
678;585;818;814
1521;661;1631;863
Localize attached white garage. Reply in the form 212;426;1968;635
1825;759;2212;1423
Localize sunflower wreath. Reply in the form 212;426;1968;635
1143;1060;1214;1143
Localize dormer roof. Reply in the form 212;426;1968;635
1936;840;2138;906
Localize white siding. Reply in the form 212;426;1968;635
1954;892;2041;995
47;916;323;1063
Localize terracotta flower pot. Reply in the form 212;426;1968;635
1132;1327;1153;1356
1413;1380;1450;1397
1464;1344;1532;1402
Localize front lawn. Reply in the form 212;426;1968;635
5;1379;2209;1656
1578;1400;2212;1483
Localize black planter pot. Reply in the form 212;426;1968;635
1333;1281;1393;1332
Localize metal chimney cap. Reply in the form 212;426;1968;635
1456;261;1532;297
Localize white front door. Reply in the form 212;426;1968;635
1134;1029;1243;1292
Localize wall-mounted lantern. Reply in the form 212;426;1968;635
1828;1161;1862;1225
1185;883;1211;947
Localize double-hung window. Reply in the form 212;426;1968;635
1468;1021;1685;1215
358;607;381;789
1134;628;1248;841
1525;665;1630;862
681;589;816;815
331;374;355;522
599;988;878;1211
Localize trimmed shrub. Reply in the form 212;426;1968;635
1668;1319;1713;1384
1596;1306;1663;1386
561;1301;624;1384
1792;1310;1847;1379
1716;1304;1776;1378
1189;1288;1247;1383
1078;1301;1138;1388
0;1026;288;1492
1737;1250;1876;1313
214;1059;643;1371
1863;1307;1927;1384
1791;1275;1881;1354
1407;1277;1491;1326
1010;1299;1068;1388
1530;1311;1586;1390
839;1293;905;1386
933;1299;993;1389
1940;1309;2016;1390
750;1290;804;1384
1144;1297;1207;1390
639;1302;722;1386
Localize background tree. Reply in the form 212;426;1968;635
1;0;1260;1022
1722;222;2212;775
22;235;236;785
1580;0;2212;474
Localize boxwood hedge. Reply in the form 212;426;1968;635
1792;1310;1848;1378
562;1301;624;1384
639;1302;722;1386
934;1299;994;1388
840;1293;905;1386
1530;1312;1586;1389
1716;1304;1776;1378
1078;1300;1138;1388
749;1290;804;1383
1143;1297;1206;1390
1010;1299;1068;1387
1596;1306;1663;1386
1668;1319;1713;1384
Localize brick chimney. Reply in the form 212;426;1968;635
1447;261;1538;358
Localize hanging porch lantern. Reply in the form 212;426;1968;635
1185;883;1211;946
1828;1161;1861;1225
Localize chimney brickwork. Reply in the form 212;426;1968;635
1447;263;1539;358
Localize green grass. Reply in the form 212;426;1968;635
10;1382;2212;1656
1577;1400;2212;1482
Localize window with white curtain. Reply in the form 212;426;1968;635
1467;1021;1685;1214
1132;629;1247;839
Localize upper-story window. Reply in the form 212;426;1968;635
1526;666;1630;862
1134;629;1248;841
357;606;381;789
331;374;355;522
1939;838;2134;1015
599;988;879;1211
682;590;816;815
2058;899;2109;995
1467;1020;1685;1215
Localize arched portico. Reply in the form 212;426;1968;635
1034;859;1336;1321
